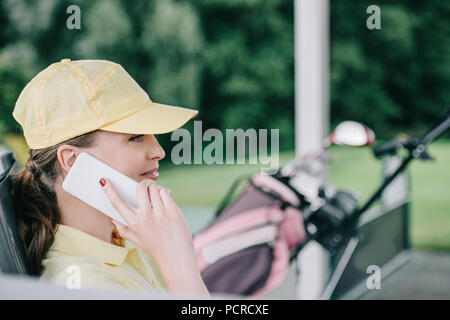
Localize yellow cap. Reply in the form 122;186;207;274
12;59;199;149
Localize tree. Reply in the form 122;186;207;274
191;0;295;151
0;0;204;152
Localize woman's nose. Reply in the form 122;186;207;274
148;135;165;160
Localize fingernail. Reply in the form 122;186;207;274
99;178;106;187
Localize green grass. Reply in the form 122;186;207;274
325;142;450;251
157;141;450;251
157;151;295;207
407;142;450;251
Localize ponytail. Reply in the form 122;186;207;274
10;130;101;276
12;157;60;275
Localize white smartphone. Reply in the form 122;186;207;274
62;152;139;226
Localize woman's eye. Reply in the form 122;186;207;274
129;135;144;142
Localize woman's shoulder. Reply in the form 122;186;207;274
39;251;127;290
40;250;92;274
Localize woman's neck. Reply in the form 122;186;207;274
54;179;117;245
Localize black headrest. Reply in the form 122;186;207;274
0;151;30;276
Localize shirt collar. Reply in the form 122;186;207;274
49;224;135;266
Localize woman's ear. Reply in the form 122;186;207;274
57;145;82;174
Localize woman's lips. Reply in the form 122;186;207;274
141;168;159;181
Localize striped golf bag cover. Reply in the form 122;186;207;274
193;172;306;297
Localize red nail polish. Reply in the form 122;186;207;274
99;178;106;187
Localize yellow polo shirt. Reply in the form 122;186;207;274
40;224;169;296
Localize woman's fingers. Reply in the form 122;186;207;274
148;183;163;214
136;179;154;212
111;220;137;244
159;188;175;209
100;177;136;225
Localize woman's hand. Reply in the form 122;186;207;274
100;177;210;298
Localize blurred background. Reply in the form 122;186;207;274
0;0;448;254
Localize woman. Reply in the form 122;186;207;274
10;58;210;298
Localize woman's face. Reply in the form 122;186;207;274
86;130;165;183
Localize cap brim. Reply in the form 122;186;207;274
100;102;199;135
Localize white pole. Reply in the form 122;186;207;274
294;0;330;299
